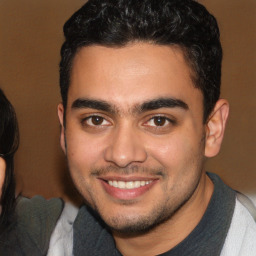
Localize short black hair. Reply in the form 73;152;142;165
0;88;19;231
60;0;222;122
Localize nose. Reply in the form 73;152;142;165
104;124;147;168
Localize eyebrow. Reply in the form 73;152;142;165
71;97;188;114
139;98;188;112
72;98;114;112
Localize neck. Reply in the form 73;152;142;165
113;173;214;256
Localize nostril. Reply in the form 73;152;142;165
104;145;147;168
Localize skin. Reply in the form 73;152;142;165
0;157;6;199
58;43;229;256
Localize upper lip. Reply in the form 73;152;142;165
98;175;159;182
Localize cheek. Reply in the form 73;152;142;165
66;130;106;169
148;118;205;169
147;134;194;169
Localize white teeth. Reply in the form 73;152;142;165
126;181;134;189
118;181;126;189
134;181;141;188
107;180;152;189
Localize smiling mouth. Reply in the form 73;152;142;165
108;180;153;189
99;177;158;200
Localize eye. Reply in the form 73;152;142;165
83;115;111;126
144;116;172;127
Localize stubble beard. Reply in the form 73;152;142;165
109;178;201;236
88;164;203;236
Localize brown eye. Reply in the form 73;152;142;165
143;115;176;134
153;116;167;126
91;116;104;125
83;115;111;127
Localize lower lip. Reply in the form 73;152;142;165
100;180;157;200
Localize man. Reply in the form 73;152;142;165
54;0;256;255
1;0;255;255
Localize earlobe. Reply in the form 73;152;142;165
205;99;229;157
57;103;67;154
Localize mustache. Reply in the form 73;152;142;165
91;165;166;177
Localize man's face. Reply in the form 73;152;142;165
59;43;208;233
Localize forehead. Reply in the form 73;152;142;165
68;43;202;112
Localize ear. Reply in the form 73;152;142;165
57;103;67;155
205;99;229;157
0;157;6;197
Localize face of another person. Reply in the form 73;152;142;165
0;157;6;198
58;43;219;233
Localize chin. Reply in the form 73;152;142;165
103;207;173;236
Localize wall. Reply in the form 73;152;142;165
0;0;255;203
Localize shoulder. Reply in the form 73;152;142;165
16;195;63;217
221;196;256;256
0;196;64;256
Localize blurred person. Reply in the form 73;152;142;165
0;88;19;231
0;89;63;255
